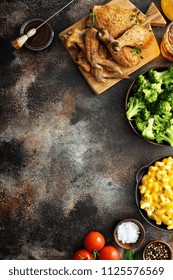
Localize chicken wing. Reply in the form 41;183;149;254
76;51;91;72
65;28;87;51
85;28;124;74
85;28;129;82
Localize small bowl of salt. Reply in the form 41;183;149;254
114;218;145;250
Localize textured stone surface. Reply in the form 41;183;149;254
0;0;173;259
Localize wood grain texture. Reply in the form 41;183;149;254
146;2;167;27
59;0;166;94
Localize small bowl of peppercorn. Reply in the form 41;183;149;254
143;240;172;260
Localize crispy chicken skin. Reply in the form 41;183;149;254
65;28;87;51
76;51;91;72
64;27;129;82
91;67;129;83
85;28;129;82
112;26;153;51
98;29;140;68
85;28;123;73
86;5;145;38
111;47;140;68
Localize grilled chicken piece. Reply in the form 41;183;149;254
112;26;153;51
85;28;124;74
65;28;87;51
111;47;140;68
91;67;129;83
86;5;145;38
76;51;91;72
98;29;140;68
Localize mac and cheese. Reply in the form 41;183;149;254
139;156;173;230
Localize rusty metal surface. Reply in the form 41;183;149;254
0;0;173;260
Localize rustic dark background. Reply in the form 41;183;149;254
0;0;173;260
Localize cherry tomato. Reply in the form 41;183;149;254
98;245;120;260
84;231;105;252
73;249;94;260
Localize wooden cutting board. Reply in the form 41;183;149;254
59;0;166;94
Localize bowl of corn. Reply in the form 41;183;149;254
135;155;173;231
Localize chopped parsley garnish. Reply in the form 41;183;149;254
132;47;143;59
86;12;96;28
130;14;143;25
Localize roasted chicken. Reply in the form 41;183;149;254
98;29;140;68
86;5;145;38
85;28;122;73
62;4;158;82
98;25;152;68
63;27;129;82
112;26;153;51
65;28;87;51
85;28;128;82
76;51;91;73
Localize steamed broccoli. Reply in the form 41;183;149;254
151;82;163;94
153;114;169;133
141;118;155;140
148;66;173;86
166;83;173;92
126;66;173;146
141;108;150;120
156;126;173;146
156;100;172;116
132;74;150;99
126;96;145;120
143;88;158;103
135;115;148;132
133;74;148;90
165;93;173;108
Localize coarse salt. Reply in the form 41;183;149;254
117;222;140;244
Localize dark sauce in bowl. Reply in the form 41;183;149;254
20;18;54;51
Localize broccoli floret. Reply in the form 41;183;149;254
135;115;148;132
143;88;158;103
156;100;172;116
141;108;150;120
148;66;173;86
166;83;173;92
126;96;145;120
141;118;155;140
165;93;173;108
134;75;163;103
151;82;163;94
156;126;173;146
134;108;150;132
153;114;170;133
132;75;150;99
134;74;148;88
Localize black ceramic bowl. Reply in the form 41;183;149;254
20;18;54;51
135;155;173;232
125;66;171;146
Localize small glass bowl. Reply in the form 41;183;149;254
20;18;54;51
